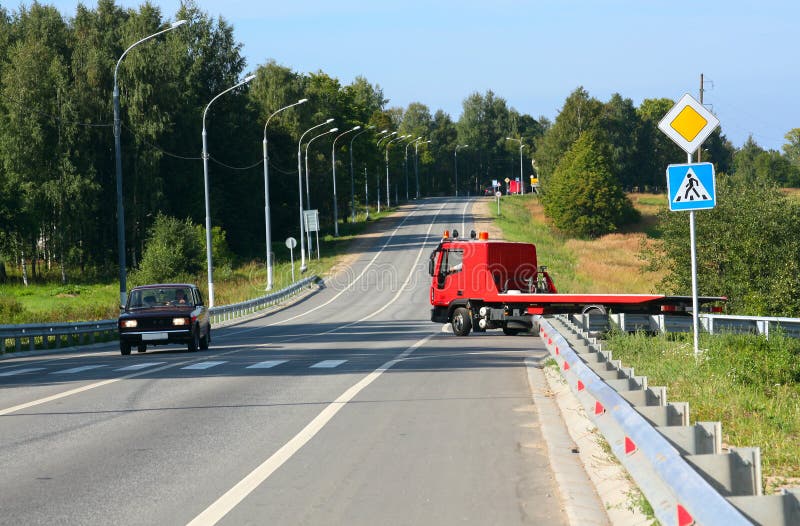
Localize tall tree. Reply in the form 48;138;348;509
534;87;603;189
542;131;638;238
599;93;641;189
456;90;512;194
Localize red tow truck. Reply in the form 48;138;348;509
428;230;723;336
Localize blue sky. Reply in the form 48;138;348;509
35;0;800;151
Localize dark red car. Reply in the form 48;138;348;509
118;284;211;355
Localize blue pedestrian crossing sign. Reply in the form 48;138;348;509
666;162;716;211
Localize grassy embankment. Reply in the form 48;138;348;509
492;193;799;493
0;209;396;327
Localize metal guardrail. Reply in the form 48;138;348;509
207;276;318;324
0;276;319;355
540;315;800;526
568;313;800;339
0;320;118;354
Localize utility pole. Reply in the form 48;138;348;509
698;73;704;163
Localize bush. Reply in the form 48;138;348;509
131;214;205;284
646;171;800;316
542;131;639;238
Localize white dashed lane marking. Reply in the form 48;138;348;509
51;365;107;374
310;360;347;369
246;360;288;369
181;361;227;370
114;362;166;372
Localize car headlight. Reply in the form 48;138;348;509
172;317;190;326
120;320;138;329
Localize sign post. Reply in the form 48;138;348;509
285;237;297;282
658;93;720;357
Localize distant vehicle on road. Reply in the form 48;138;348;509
118;284;211;355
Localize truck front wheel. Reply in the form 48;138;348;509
451;307;472;336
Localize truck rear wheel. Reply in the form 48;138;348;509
451;307;472;336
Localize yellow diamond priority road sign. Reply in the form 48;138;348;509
658;93;720;155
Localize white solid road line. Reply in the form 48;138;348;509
185;332;436;526
309;359;347;368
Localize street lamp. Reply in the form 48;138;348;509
506;137;526;195
331;125;361;236
304;126;338;255
263;97;307;290
297;119;335;272
404;136;422;201
113;19;187;307
414;138;430;199
349;125;375;222
454;144;468;197
385;135;408;208
202;73;256;307
376;131;396;213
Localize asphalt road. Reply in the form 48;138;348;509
0;198;568;526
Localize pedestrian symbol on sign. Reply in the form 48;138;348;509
674;168;711;203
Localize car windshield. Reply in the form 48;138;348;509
127;287;193;309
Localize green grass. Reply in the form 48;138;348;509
604;331;800;491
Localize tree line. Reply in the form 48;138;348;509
2;1;800;303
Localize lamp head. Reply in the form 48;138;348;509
171;20;188;28
352;125;361;131
326;118;334;124
298;98;308;104
329;127;339;133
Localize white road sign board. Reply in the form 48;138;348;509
658;93;720;155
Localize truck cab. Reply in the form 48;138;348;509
428;231;555;332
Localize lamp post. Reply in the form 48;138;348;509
376;132;396;212
385;135;408;208
404;136;421;201
113;19;187;307
303;126;338;256
297;119;335;272
414;138;429;199
506;137;526;195
202;74;256;307
454;144;468;197
349;125;374;222
263;97;307;290
331;125;361;236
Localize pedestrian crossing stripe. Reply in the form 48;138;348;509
666;162;716;212
672;168;711;203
